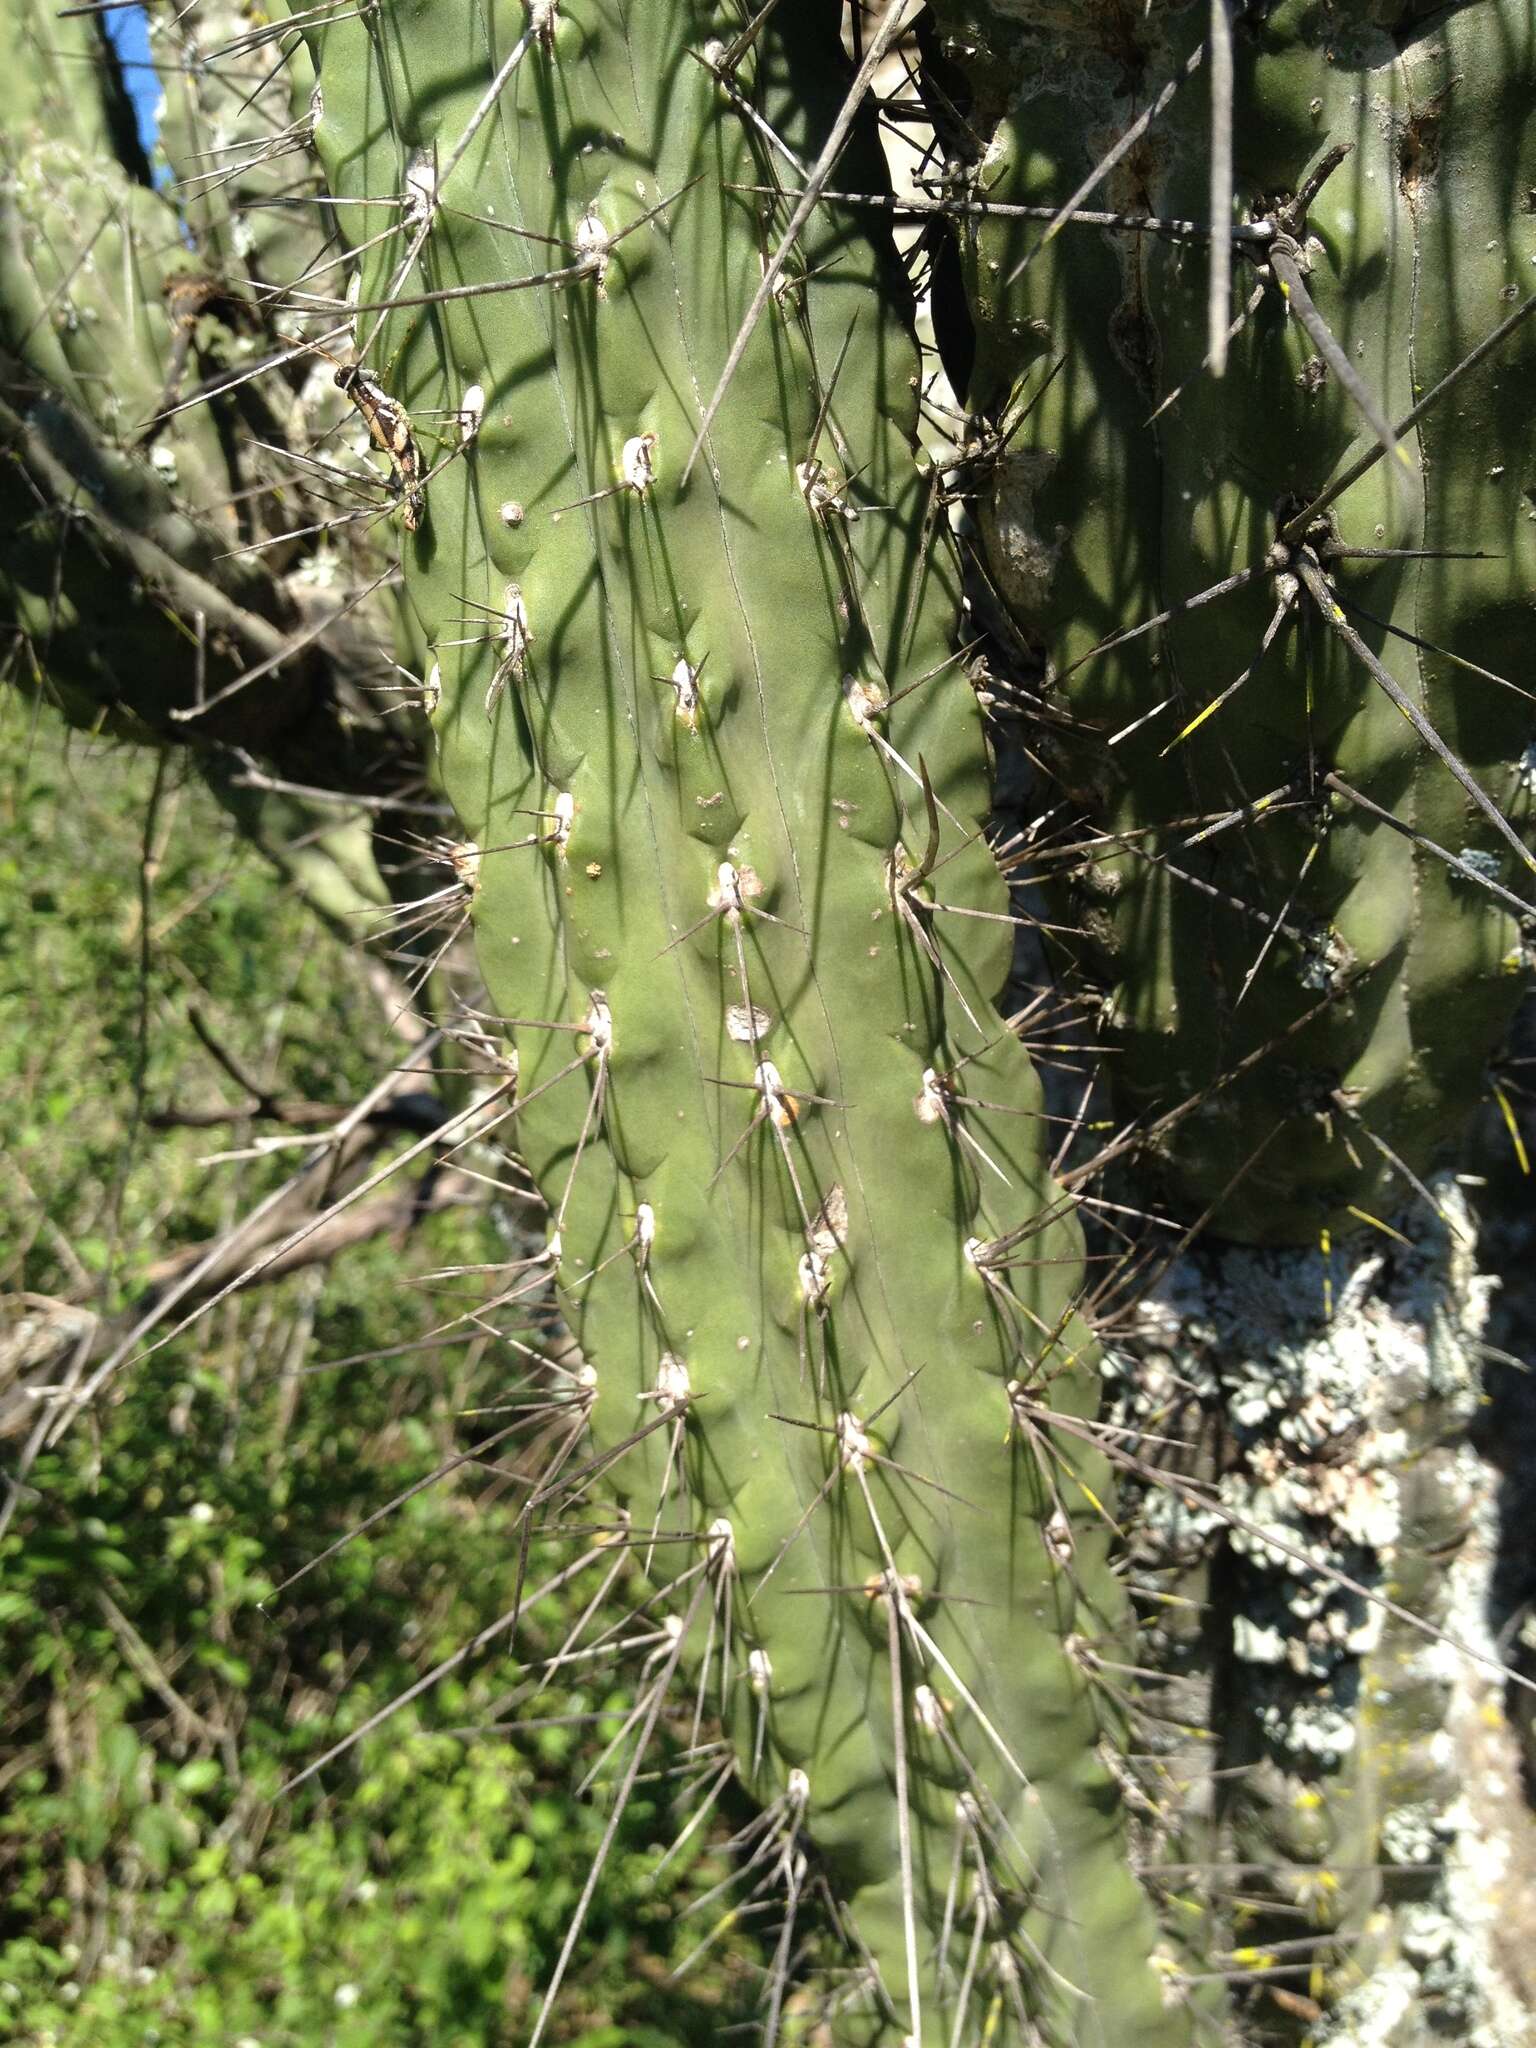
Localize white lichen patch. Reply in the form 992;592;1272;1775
1114;1178;1520;2041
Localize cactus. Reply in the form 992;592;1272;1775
933;0;1535;1244
5;0;1536;2043
3;0;145;166
0;5;414;810
148;0;330;294
273;4;1198;2040
922;3;1535;2035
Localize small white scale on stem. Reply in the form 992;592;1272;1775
725;1002;773;1044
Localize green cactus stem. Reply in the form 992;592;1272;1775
279;1;1192;2039
931;0;1535;1247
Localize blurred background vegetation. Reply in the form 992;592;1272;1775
0;696;769;2048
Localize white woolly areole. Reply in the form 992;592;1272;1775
670;657;700;723
798;1247;831;1306
404;148;436;226
581;993;612;1053
796;459;859;522
500;583;532;673
842;674;885;730
915;1067;948;1125
912;1685;948;1735
754;1060;797;1128
574;208;609;286
836;1411;874;1474
652;1353;691;1413
448;841;482;890
621;432;657;492
709;861;760;918
706;1517;735;1572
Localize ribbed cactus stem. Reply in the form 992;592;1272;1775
930;0;1535;1244
282;2;1189;2038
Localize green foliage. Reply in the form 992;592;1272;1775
0;719;381;1289
0;709;764;2048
